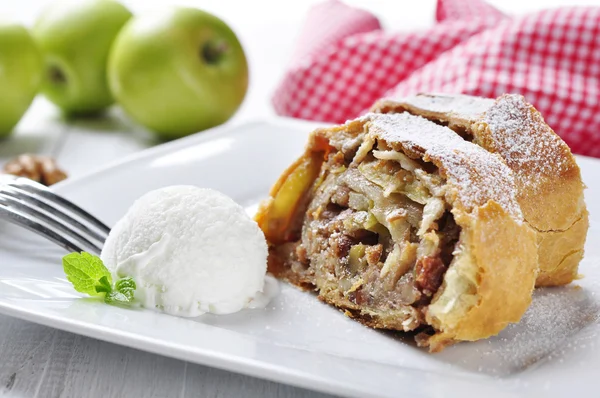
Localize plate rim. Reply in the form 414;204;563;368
50;116;326;195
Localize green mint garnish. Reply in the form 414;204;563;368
62;252;136;305
95;275;113;294
105;290;129;304
105;277;136;304
63;252;112;296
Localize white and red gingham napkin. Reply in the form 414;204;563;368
273;0;600;156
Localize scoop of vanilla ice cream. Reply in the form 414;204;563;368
100;186;268;316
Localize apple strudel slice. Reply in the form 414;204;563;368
371;94;588;287
256;112;538;351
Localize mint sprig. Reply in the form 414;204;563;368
62;252;136;305
62;252;111;296
106;277;136;304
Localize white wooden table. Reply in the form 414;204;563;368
0;0;592;396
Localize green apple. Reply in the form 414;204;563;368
0;21;43;137
108;7;249;140
33;0;131;116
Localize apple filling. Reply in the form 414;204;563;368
260;130;461;331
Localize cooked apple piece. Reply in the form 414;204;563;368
257;152;324;244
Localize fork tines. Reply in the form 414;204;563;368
0;174;110;255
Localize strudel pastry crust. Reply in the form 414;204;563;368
256;112;537;351
371;94;588;287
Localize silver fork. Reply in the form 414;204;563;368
0;174;110;255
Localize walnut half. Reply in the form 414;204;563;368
3;154;67;186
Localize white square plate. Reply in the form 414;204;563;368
0;118;599;398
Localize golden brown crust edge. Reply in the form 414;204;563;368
371;93;588;286
425;201;537;347
535;211;588;286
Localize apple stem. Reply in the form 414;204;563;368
48;65;67;85
201;41;229;64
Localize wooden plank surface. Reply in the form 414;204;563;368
0;315;334;398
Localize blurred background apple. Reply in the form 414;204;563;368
0;21;42;137
108;7;248;140
33;0;131;117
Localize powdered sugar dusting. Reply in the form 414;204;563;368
435;285;600;376
401;93;495;119
363;112;522;219
489;286;599;368
482;94;573;191
382;93;576;194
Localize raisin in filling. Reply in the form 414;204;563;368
297;136;460;330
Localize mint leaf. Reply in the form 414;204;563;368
95;276;112;294
115;277;136;301
62;252;112;296
105;290;129;304
105;277;136;304
62;253;137;306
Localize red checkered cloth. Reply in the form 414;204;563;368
273;0;600;157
